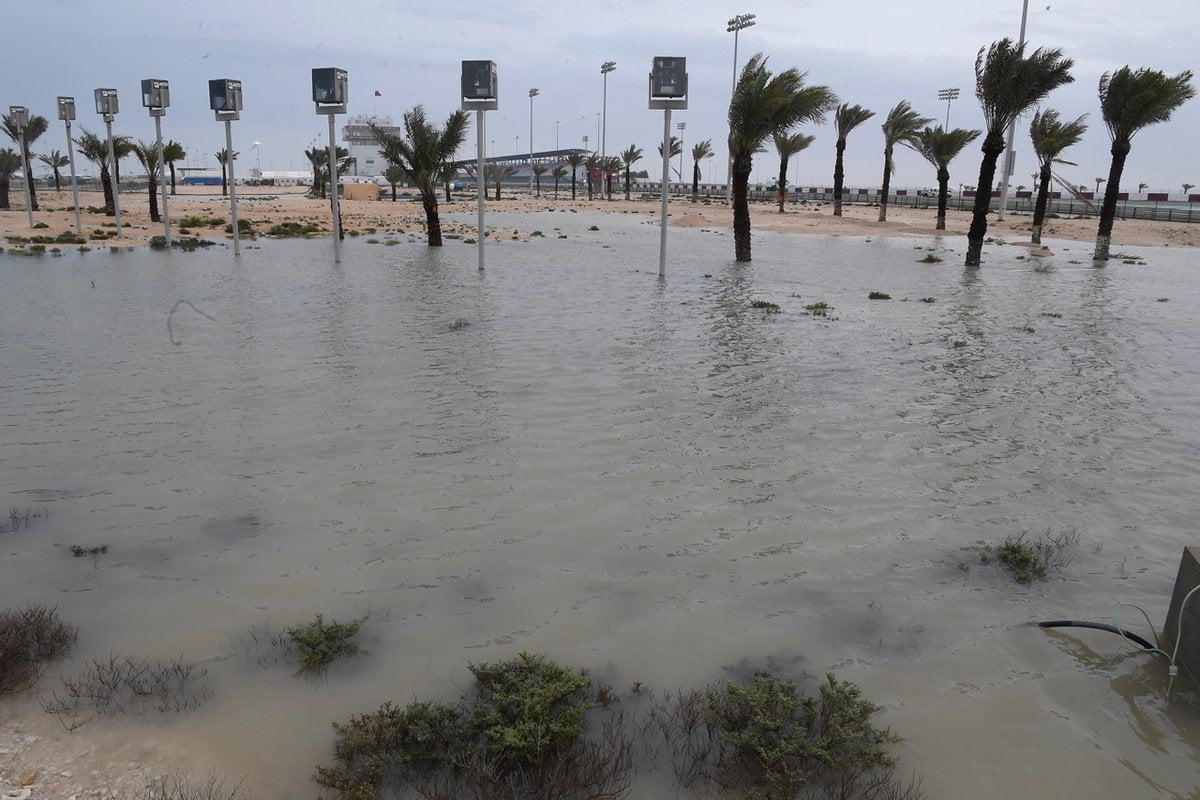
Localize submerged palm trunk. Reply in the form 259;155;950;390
422;191;443;246
169;163;177;196
965;131;1005;267
732;154;754;262
692;162;700;202
935;166;950;230
877;146;893;222
1092;143;1129;262
1031;163;1052;244
624;167;631;201
833;138;847;216
777;156;789;213
147;174;160;223
100;166;114;216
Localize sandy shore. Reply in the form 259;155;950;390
2;185;1197;252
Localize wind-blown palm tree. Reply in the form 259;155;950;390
551;163;568;199
131;141;162;223
656;136;683;180
3;112;48;211
0;148;21;209
966;38;1074;266
1093;67;1195;261
906;126;981;230
38;151;69;192
384;164;404;201
372;105;469;246
215;148;238;197
832;104;874;217
690;139;714;201
565;152;585;200
304;147;325;197
532;164;548;197
603;156;622;200
163;140;185;195
74;127;118;215
620;145;643;200
487;163;515;201
584;153;600;200
729;53;837;261
1028;109;1087;243
772;131;814;212
1183;182;1195;196
877;101;933;222
111;136;133;190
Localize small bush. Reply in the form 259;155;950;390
868;291;892;300
588;225;600;231
33;221;50;229
267;221;321;238
750;300;781;313
1;506;45;533
918;254;943;263
804;301;831;317
919;297;936;303
0;605;78;693
224;219;253;234
41;654;211;729
287;613;365;673
173;237;216;251
136;772;248;800
69;544;109;558
55;230;87;244
978;529;1079;584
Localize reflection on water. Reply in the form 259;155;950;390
2;219;1199;799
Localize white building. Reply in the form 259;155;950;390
342;114;402;178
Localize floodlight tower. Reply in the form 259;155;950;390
462;60;498;272
649;57;688;278
600;61;616;162
313;67;348;263
528;88;539;193
208;78;243;256
141;79;171;242
93;89;121;233
937;87;960;130
56;97;83;234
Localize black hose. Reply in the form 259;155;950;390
1037;620;1157;651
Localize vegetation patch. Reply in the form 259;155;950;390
918;254;943;263
41;654;212;729
919;297;936;303
750;299;781;313
588;225;600;231
868;291;892;300
55;230;87;244
224;219;254;234
804;301;831;317
977;529;1079;584
266;221;321;238
0;605;78;694
33;221;50;229
69;544;109;558
1;506;45;533
137;772;248;800
287;613;366;674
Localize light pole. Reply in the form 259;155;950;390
676;121;686;182
650;57;688;279
8;106;34;229
141;79;171;243
997;0;1030;220
313;67;348;262
528;88;538;193
725;12;756;203
463;60;498;272
600;61;616;163
56;97;82;234
555;120;559;151
937;87;959;130
93;89;121;234
209;78;243;256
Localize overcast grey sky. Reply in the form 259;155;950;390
5;0;1197;191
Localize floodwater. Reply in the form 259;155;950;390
2;211;1198;799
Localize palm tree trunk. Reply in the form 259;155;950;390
935;167;949;231
777;156;788;213
0;179;10;209
965;133;1005;267
147;176;160;223
1093;142;1129;262
877;147;892;222
221;164;228;197
100;167;114;216
169;163;177;196
586;172;593;201
833;138;847;217
732;154;753;262
422;191;443;246
692;162;699;202
494;178;501;201
53;170;62;192
1031;163;1052;244
391;184;397;201
25;158;39;212
570;173;576;200
444;179;452;202
554;177;559;199
535;175;541;198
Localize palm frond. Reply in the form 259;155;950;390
975;38;1075;135
1100;66;1195;145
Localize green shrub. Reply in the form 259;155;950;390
868;291;892;300
804;301;831;316
287;613;365;673
750;299;781;313
55;230;87;244
224;219;253;234
978;530;1079;584
267;221;320;238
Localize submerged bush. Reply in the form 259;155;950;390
40;654;212;729
750;300;782;313
267;221;321;238
287;613;366;673
0;605;78;693
977;529;1079;584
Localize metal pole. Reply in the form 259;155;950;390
154;115;170;243
64;119;82;234
601;75;608;160
997;0;1030;221
327;113;340;263
529;92;535;194
476;108;486;271
105;119;121;234
726;28;739;204
226;119;240;256
17;129;33;228
659;107;671;278
945;99;951;130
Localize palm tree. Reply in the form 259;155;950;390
772;131;814;212
532;164;548;197
906;126;981;230
1028;109;1087;243
832;104;874;216
131;141;162;223
1137;181;1149;193
565;152;585;200
163;140;185;195
37;150;69;192
384;164;404;201
215;148;238;197
877;101;933;222
690;139;714;201
304;147;325;197
0;148;21;209
603;156;622;200
1183;182;1195;196
111;136;133;189
620;145;643;200
728;53;837;261
1094;177;1106;196
372;105;470;246
551;163;568;199
965;38;1074;266
74;127;117;215
1093;67;1195;261
584;153;600;200
656;136;683;180
2;112;48;211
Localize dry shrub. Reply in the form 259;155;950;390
0;604;78;693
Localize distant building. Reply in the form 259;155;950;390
342;114;402;178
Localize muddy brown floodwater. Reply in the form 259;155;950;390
2;212;1199;799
